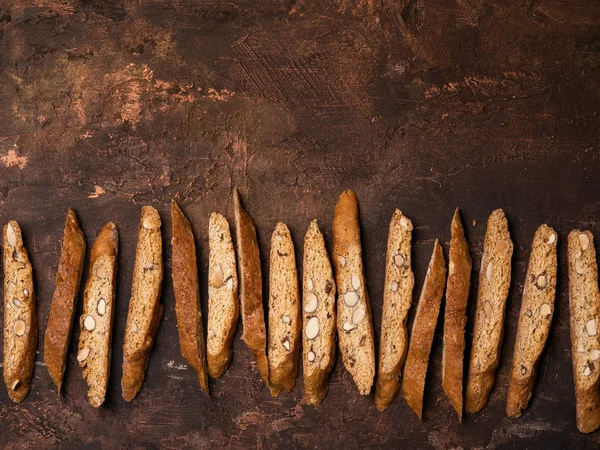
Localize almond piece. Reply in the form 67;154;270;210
584;365;592;376
578;343;585;353
352;306;366;325
11;379;20;390
226;277;234;290
307;351;316;362
95;264;107;279
590;349;600;361
338;255;346;267
540;303;552;318
305;317;319;340
343;321;357;332
586;319;597;336
579;233;590;251
547;233;556;245
306;278;314;292
343;291;359;307
498;240;510;253
97;298;106;316
390;281;398;292
281;315;290;324
12;298;21;308
6;223;17;247
211;265;224;288
22;289;29;297
77;347;90;362
351;274;361;290
486;261;493;281
575;259;585;275
394;253;405;267
400;217;410;228
13;320;26;336
142;218;155;230
536;275;547;289
304;293;318;313
282;337;291;351
84;315;96;331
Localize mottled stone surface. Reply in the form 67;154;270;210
0;0;599;448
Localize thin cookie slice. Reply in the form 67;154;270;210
122;206;164;401
375;209;415;411
506;225;557;418
233;189;269;386
442;208;472;421
207;212;239;379
268;223;301;396
402;239;446;419
332;189;375;395
465;209;513;414
44;208;86;395
303;220;336;406
3;221;37;403
171;201;209;395
77;222;119;407
568;230;600;434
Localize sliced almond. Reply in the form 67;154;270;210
520;366;527;375
306;278;314;292
6;223;17;247
590;349;600;361
77;347;90;362
536;275;547;289
351;274;361;290
304;292;318;313
211;265;224;288
579;233;590;251
281;315;290;324
486;261;493;281
305;317;319;340
13;320;25;336
352;306;366;325
343;321;357;332
394;253;405;267
575;259;585;275
307;351;316;362
95;264;107;279
338;255;346;267
343;291;359;307
540;303;552;318
11;379;20;390
578;343;585;353
586;319;597;336
97;298;106;316
483;301;493;317
282;337;291;351
84;315;96;331
142;218;155;230
547;233;556;245
12;298;21;308
22;288;29;297
400;217;410;228
584;365;592;376
390;281;398;292
525;309;532;317
226;277;234;290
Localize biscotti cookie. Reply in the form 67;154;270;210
171;201;209;395
233;189;269;386
77;222;119;407
375;209;415;411
44;209;86;395
402;239;446;419
268;223;301;396
466;209;513;414
207;212;239;379
506;224;557;418
303;220;336;406
3;221;37;403
568;229;600;433
122;206;164;401
441;209;472;421
332;189;375;395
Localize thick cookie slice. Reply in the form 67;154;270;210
122;206;164;401
332;189;375;395
466;209;513;414
302;220;336;406
506;225;557;418
375;209;415;411
44;209;86;395
267;223;301;396
568;230;600;434
3;221;38;403
77;222;119;407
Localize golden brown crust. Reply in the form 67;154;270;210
233;189;269;386
44;208;86;395
3;221;38;403
122;206;164;401
332;189;375;395
171;201;209;395
402;239;446;419
441;209;472;421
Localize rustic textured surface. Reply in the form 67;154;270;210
0;0;599;448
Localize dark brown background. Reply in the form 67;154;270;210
0;0;599;448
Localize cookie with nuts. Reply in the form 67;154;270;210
207;212;239;379
267;222;301;396
3;221;37;403
302;220;336;406
375;209;415;411
466;209;514;414
567;229;600;433
122;206;164;402
506;224;557;418
77;222;119;407
333;190;375;395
